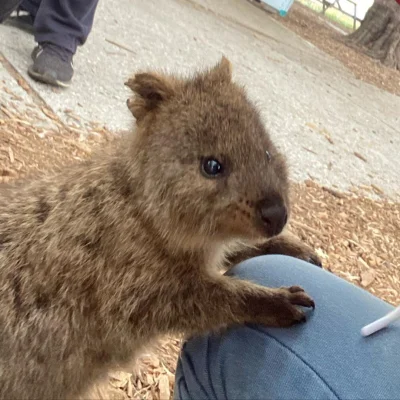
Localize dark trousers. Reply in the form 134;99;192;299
21;0;99;54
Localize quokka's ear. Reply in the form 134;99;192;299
125;72;177;121
206;56;232;84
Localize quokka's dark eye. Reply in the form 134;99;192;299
201;157;224;178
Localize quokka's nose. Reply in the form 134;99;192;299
257;197;288;237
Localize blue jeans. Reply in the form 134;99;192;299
174;255;400;400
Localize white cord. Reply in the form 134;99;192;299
361;306;400;337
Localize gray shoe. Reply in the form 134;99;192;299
0;0;23;23
28;43;74;88
3;8;35;35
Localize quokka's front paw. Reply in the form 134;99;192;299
257;236;323;268
247;286;315;328
294;246;323;268
272;240;323;268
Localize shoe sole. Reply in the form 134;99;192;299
28;65;71;88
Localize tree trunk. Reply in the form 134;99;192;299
344;0;400;70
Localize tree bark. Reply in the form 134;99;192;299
344;0;400;70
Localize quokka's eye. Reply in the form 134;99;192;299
201;157;224;178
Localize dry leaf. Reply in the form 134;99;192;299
142;355;160;369
358;257;370;270
302;146;318;155
106;388;128;400
126;378;133;398
41;106;59;121
371;184;384;195
109;371;132;389
8;147;14;163
315;248;329;260
17;77;30;91
320;128;333;143
354;152;367;162
158;375;170;400
305;122;318;131
360;269;376;287
322;186;346;199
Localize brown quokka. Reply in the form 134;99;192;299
0;57;321;399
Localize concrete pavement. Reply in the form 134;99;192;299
0;0;399;198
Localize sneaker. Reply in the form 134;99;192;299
28;43;74;88
0;0;23;23
3;7;35;34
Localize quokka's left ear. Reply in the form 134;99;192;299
125;71;178;121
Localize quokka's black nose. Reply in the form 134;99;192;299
257;197;288;237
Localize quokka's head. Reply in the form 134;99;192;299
125;57;289;249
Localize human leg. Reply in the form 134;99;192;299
26;0;99;54
23;0;99;87
174;255;400;400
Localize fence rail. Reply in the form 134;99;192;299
318;0;362;30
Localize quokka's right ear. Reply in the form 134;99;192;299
125;72;178;121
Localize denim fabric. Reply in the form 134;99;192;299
175;255;400;400
21;0;98;53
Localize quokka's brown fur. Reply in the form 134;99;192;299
0;57;320;399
